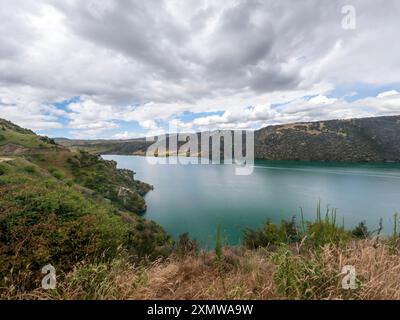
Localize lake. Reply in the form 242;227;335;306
103;155;400;248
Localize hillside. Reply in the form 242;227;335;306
0;119;172;294
55;137;152;155
1;119;152;213
0;118;62;154
55;115;400;162
255;115;400;162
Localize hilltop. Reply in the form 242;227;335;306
0;118;62;154
55;115;400;162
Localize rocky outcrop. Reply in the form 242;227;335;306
0;143;30;155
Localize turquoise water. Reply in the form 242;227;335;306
103;155;400;248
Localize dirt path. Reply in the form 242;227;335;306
0;157;13;162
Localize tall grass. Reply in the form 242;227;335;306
215;224;223;261
243;203;351;250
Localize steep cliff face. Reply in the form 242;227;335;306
255;116;400;162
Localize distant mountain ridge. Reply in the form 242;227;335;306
55;115;400;162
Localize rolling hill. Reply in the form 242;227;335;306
55;115;400;162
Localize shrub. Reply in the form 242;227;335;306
123;216;173;261
243;217;299;249
176;233;198;257
23;166;36;174
48;167;65;180
351;221;369;239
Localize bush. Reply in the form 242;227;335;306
48;167;65;180
23;166;36;174
0;164;5;176
351;221;369;239
176;233;198;257
121;215;173;261
243;217;299;249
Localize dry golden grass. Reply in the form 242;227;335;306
129;248;278;300
6;239;400;300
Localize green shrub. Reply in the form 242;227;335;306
351;221;369;239
64;179;74;187
48;167;65;180
176;233;198;257
23;166;36;174
243;217;299;249
124;217;173;261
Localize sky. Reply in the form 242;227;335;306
0;0;400;139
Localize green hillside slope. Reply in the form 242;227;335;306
0;119;172;293
255;115;400;162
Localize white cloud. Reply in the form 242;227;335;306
377;90;399;99
139;120;158;130
0;0;399;137
111;131;141;140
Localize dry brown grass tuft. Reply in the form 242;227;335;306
332;239;400;300
129;248;277;300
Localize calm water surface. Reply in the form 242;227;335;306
103;155;400;248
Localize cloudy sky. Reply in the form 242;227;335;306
0;0;399;139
